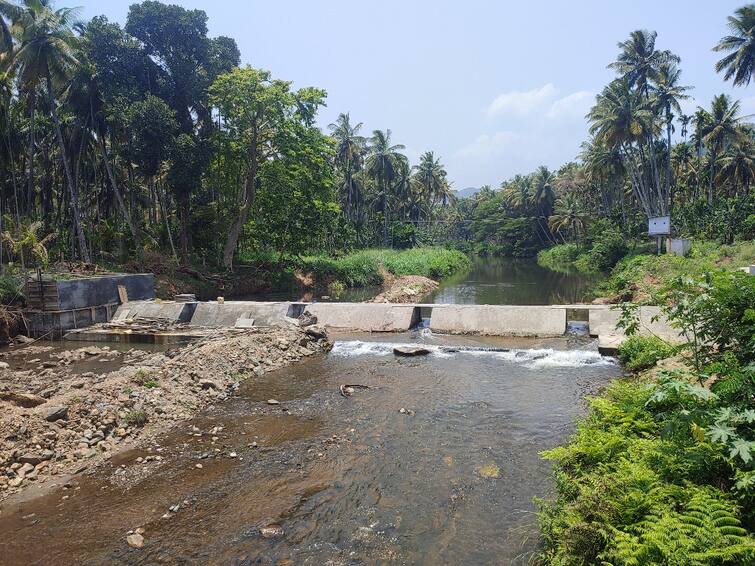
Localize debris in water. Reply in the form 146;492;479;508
398;407;415;416
443;455;454;467
267;399;280;405
260;524;284;539
339;384;371;397
393;345;431;357
476;462;500;478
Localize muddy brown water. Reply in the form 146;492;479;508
0;331;619;565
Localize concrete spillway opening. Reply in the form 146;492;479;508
412;306;432;329
286;302;307;319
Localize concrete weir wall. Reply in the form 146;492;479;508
306;303;420;332
430;305;567;337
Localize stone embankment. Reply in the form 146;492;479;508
0;323;330;501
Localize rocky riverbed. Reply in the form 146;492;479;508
0;324;331;502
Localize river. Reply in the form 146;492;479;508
0;258;616;565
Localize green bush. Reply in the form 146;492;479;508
539;379;755;565
537;244;582;271
617;335;675;372
576;227;629;272
297;248;470;288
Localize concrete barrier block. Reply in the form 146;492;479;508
306;303;419;332
429;305;566;336
588;306;683;343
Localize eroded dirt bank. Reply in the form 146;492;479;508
0;324;331;503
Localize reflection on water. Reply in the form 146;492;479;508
0;334;619;565
430;257;602;305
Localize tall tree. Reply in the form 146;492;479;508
652;63;690;213
714;5;755;87
701;94;743;204
209;65;326;268
328;113;366;227
126;1;238;262
365;129;406;245
7;0;89;261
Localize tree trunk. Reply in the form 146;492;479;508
26;93;35;216
222;130;258;269
708;150;716;205
47;76;90;262
96;127;139;246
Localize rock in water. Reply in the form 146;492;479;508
267;399;280;405
393;345;431;357
44;406;68;422
126;533;144;548
305;325;327;340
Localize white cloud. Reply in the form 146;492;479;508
546;90;594;119
455;131;518;158
486;83;557;117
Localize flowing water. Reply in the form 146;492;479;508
0;258;615;564
0;332;620;565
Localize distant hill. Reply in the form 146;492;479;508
453;187;481;199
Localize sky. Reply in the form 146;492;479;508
73;0;752;190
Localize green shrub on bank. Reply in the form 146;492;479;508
539;379;755;565
537;244;582;272
601;240;755;303
298;247;470;288
617;335;675;372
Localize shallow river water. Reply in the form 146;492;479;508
0;331;620;565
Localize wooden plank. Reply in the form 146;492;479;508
117;285;129;304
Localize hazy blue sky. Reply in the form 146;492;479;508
74;0;751;189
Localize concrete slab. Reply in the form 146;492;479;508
429;305;567;337
589;306;683;343
114;300;194;323
189;301;293;327
306;303;419;332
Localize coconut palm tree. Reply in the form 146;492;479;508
365;129;406;245
717;135;755;195
588;78;661;217
609;30;679;96
328;112;366;227
501;174;532;213
652;63;690;211
6;0;89;261
701;94;743;204
412;151;449;212
713;5;755;87
548;193;588;243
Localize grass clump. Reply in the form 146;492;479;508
124;409;148;427
617;335;675;372
132;368;158;388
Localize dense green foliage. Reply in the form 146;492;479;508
600;240;755;302
618;335;676;371
296;248;470;288
541;270;755;563
0;0;457;273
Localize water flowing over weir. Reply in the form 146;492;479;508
0;331;621;565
